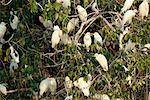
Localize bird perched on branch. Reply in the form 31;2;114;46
84;32;91;52
67;18;79;33
139;0;149;19
51;25;62;48
73;74;92;97
0;22;6;41
121;0;134;13
10;11;19;30
77;5;88;22
39;77;57;97
122;9;137;30
93;32;103;45
94;53;108;71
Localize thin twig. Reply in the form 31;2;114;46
1;0;12;5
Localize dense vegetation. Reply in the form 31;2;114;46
0;0;149;99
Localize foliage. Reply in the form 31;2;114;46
0;0;149;99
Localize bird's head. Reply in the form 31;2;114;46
53;25;60;31
0;22;6;26
133;9;138;13
94;53;99;57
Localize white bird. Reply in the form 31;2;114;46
92;1;99;14
77;5;88;22
0;84;7;95
10;13;19;30
122;9;137;28
56;0;63;3
84;32;92;52
73;77;91;97
39;16;53;29
0;22;6;40
121;0;134;13
94;53;108;71
39;77;57;96
51;25;62;48
93;32;103;45
119;27;129;50
139;0;149;19
67;18;79;33
65;76;73;92
100;94;110;100
10;46;19;63
62;0;71;8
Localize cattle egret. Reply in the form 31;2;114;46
73;77;91;97
51;25;62;48
100;94;110;100
119;27;129;50
121;0;134;13
92;1;99;14
0;84;7;95
84;32;92;52
0;22;6;40
56;0;63;3
94;53;108;71
39;77;57;96
10;11;19;30
62;0;71;8
77;5;88;22
93;32;103;45
39;16;53;29
67;18;79;33
139;0;149;19
122;9;137;28
65;76;73;92
10;46;19;63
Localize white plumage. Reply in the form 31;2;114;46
67;18;79;33
121;0;134;13
84;32;91;52
10;15;19;30
65;76;73;92
0;84;7;95
51;25;62;48
94;32;103;45
139;0;149;19
10;46;19;63
73;77;91;97
39;16;53;29
119;27;129;50
39;77;57;96
56;0;63;3
0;22;6;39
92;2;99;14
122;9;137;27
100;94;110;100
94;53;108;71
62;0;71;8
77;5;88;22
